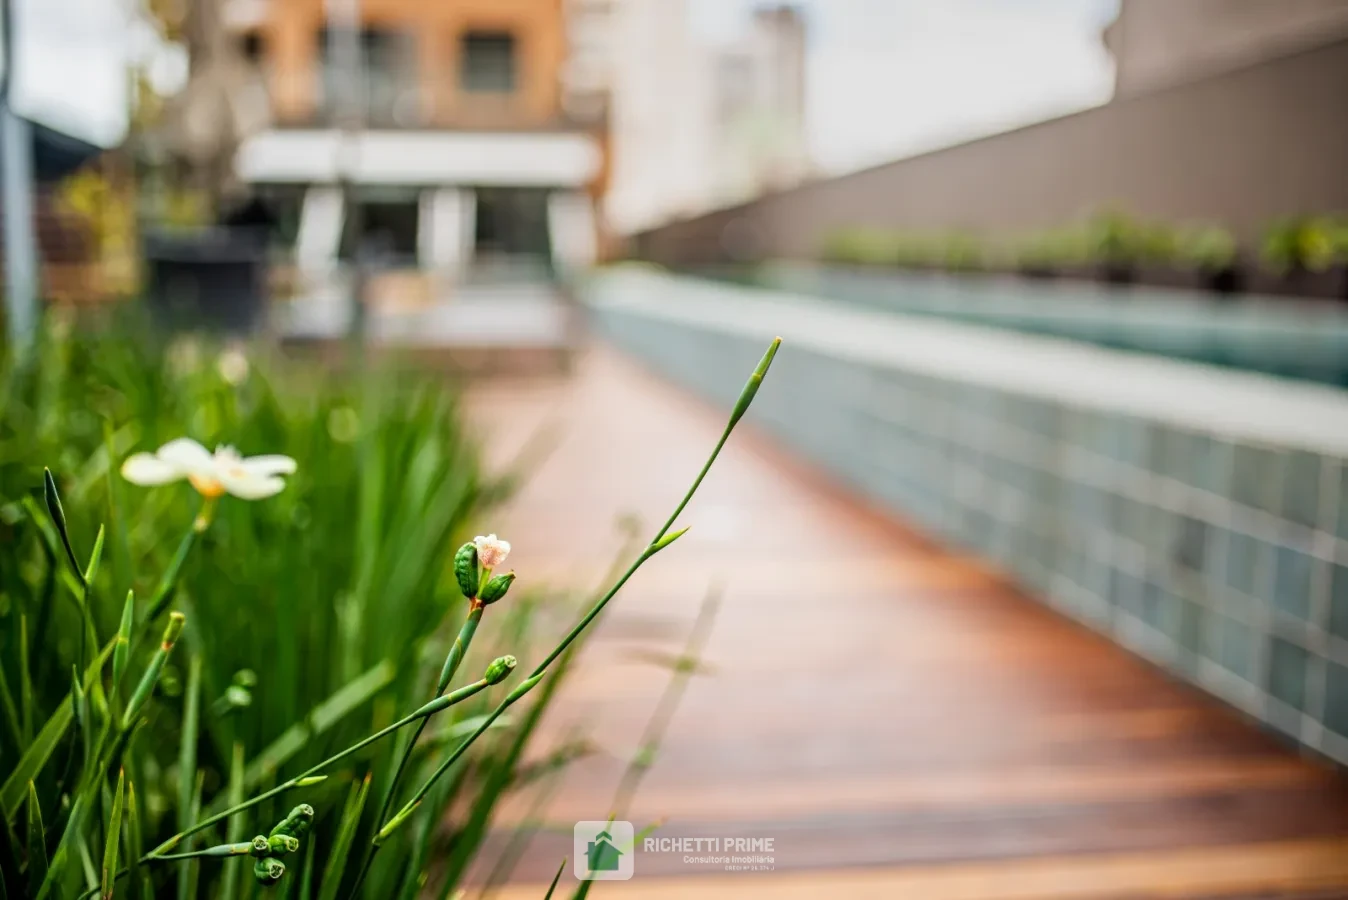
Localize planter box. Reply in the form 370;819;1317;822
1245;267;1348;301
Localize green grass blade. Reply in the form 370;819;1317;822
43;468;84;586
123;780;144;900
112;591;134;691
439;648;577;890
225;661;394;803
102;769;125;899
145;526;197;623
177;773;205;900
568;823;658;900
19;494;84;598
18;616;33;747
71;666;91;768
316;774;371;900
298;833;316;900
103;420;135;596
35;794;84;900
176;657;201;900
26;782;47;897
219;743;246;900
1;641;116;821
84;525;106;588
79;834;98;893
0;662;22;755
542;858;565;900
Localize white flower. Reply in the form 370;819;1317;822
474;533;511;569
121;438;296;500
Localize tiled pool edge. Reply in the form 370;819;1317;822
586;270;1348;767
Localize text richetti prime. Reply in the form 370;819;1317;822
643;838;775;853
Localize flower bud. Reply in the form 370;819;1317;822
253;857;285;885
484;655;517;686
121;611;187;729
478;572;515;605
269;803;315;839
269;834;300;855
163;612;186;649
373;801;420;846
250;836;271;857
454;542;479;599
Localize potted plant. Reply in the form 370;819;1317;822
1253;216;1343;299
1174;224;1241;295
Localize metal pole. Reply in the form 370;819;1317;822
325;0;365;344
1;0;38;355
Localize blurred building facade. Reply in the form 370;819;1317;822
1105;0;1348;96
223;0;606;287
605;2;810;236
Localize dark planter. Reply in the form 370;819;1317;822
143;227;269;334
1099;263;1137;286
1136;265;1204;292
1203;265;1244;296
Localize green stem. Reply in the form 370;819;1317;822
365;337;782;878
652;336;778;543
351;603;485;896
143;677;493;859
145;525;197;624
153;842;256;861
436;603;483;695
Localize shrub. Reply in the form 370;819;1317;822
1261;216;1338;274
1176;225;1238;271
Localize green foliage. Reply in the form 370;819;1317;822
1261;215;1343;274
0;314;554;897
1;316;782;899
820;228;986;270
819;210;1347;276
1175;224;1238;271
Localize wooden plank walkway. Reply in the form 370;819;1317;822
467;345;1348;899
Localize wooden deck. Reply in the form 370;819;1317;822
466;345;1348;899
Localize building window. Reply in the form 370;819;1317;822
239;32;264;63
340;190;421;264
473;187;550;267
461;32;517;93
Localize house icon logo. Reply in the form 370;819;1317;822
574;821;635;880
588;831;623;871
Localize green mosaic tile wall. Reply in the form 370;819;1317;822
592;277;1348;766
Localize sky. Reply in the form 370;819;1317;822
692;0;1121;174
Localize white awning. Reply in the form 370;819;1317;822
236;129;602;187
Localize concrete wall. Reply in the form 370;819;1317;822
1105;0;1348;97
586;268;1348;766
633;37;1348;265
